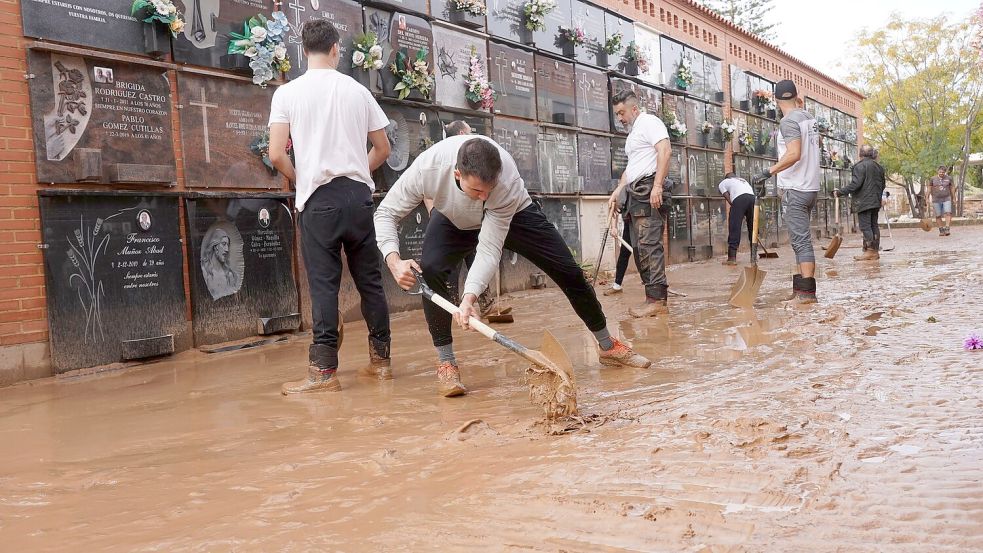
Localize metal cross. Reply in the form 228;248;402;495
189;87;218;163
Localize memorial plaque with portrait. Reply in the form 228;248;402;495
571;0;605;62
611;136;627;186
282;0;363;79
185;195;298;345
689;198;711;259
538;126;578;194
28;51;177;185
373;103;442;191
177;72;278;189
538;197;582;260
486;0;532;44
494;116;540;191
575;65;609;132
688;149;709;196
488;42;537;119
661;37;685;93
578;134;612;195
667;198;690;264
433;25;488;110
21;0;150;55
380;12;435;101
39;192;189;371
531;0;571;56
609;78;661;134
171;0;277;69
535;55;576;125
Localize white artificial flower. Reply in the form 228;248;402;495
251;26;268;42
353;51;366;66
369;45;383;58
274;44;287;60
373;59;384;70
244;46;258;58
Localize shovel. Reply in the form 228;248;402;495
757;241;779;259
824;195;843;259
411;269;577;418
729;201;766;308
882;211;896;252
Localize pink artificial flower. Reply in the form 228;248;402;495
964;332;983;351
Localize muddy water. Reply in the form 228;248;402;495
1;228;982;552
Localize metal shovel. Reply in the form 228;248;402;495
824;195;843;259
729;202;766;308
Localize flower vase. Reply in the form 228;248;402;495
739;100;750;111
406;88;431;102
699;133;709;148
353;68;372;90
219;54;252;74
596;51;609;68
754;103;764;115
449;9;484;30
714;91;725;103
142;19;170;59
561;42;576;59
767;109;777;120
623;60;639;76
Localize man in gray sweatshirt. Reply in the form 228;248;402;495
375;135;651;397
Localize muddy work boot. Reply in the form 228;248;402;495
598;338;652;368
603;285;624;296
722;252;738;266
436;361;468;397
359;337;392;380
791;275;818;304
853;249;880;261
282;344;341;394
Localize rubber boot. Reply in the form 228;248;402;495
359;337;392;380
854;249;879;261
722;251;738;266
793;275;818;304
436;361;467;397
282;344;341;394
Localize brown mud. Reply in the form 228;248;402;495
1;228;981;551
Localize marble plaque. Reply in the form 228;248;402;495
575;65;609;132
39;193;189;371
633;24;661;85
486;0;532;45
494;117;540;191
578;134;612;195
707;152;725;195
667;147;687;194
604;12;633;62
433;25;488;110
535;55;576;126
708;198;727;256
706;104;725;150
488;42;537;119
373;103;442;191
28;51;176;185
21;0;151;55
185;195;298;345
364;7;394;95
706;56;724;103
687;48;706;99
609;78;661;134
531;0;571;56
731;66;749;108
571;0;604;62
667;198;690;264
381;11;435;101
664;93;686;145
539;197;582;260
171;0;273;69
687;149;709;196
611;136;627;186
538;126;578;194
177;72;278;189
282;0;363;79
689;198;711;260
685;99;706;148
660;36;685;93
367;0;428;16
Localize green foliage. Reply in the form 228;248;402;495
698;0;777;42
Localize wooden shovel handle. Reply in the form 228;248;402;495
751;204;760;243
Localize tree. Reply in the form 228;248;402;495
699;0;777;42
847;13;983;217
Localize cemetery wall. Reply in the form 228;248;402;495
0;0;863;384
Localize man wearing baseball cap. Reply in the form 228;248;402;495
752;80;821;304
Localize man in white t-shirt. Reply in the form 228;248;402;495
717;173;756;265
268;19;393;394
608;90;672;318
751;80;821;304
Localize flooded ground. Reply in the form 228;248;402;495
1;227;981;552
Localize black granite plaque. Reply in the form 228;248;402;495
432;0;485;28
611;136;627;187
538;126;578;194
177;72;278;189
364;6;394;95
379;203;434;312
667;198;690;264
604;12;633;63
494;116;540;191
571;0;604;62
575;65;608;132
539;197;582;260
185;195;298;345
661;36;685;93
689;198;711;260
28;51;177;185
706;104;724;150
488;42;536;119
708;198;727;257
687;48;706;100
438;111;492;137
746;116;763;154
664;93;686;145
282;0;362;79
731;65;749;108
609;78;661;134
535;55;576;125
373;0;428;16
734;155;750;182
380;12;435;101
21;0;154;55
39;193;189;371
668;147;687;194
708;152;725;196
170;0;271;69
486;0;532;44
687;149;709;196
685;99;706;148
532;0;571;56
578;134;612;195
760;119;777;158
433;25;488;110
373;103;442;191
706;56;724;103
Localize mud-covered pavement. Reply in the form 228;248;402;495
1;227;981;552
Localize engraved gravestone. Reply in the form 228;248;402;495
611;136;627;187
571;0;604;62
364;6;394;95
668;147;686;194
39;192;189;371
688;150;709;196
28;51;176;185
706;104;724;149
604;12;633;63
609;78;661;134
539;197;582;260
433;25;488;110
705;56;724;103
689;198;711;260
661;37;685;93
538;126;578;194
282;0;362;79
488;42;537;119
21;0;151;55
708;198;727;256
494;117;540;190
707;152;724;195
432;0;485;29
374;103;442;191
578;134;612;195
185;195;299;345
667;198;690;264
378;203;432;312
381;12;435;101
664;93;686;145
535;55;576;125
486;0;532;44
633;24;661;85
685;99;706;148
575;65;608;132
172;0;276;70
532;0;571;56
687;48;706;100
177;72;279;189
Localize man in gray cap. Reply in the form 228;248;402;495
752;80;821;304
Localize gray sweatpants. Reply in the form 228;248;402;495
781;189;818;264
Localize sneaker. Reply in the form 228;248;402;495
436;361;468;397
628;299;668;318
939;227;946;236
603;286;624;296
282;367;341;394
944;227;951;236
598;338;652;368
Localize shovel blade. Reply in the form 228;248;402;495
729;265;767;308
524;330;578;419
824;234;843;258
920;218;933;232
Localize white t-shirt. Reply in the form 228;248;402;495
718;177;754;199
623;112;670;184
268;69;388;211
776;109;821;193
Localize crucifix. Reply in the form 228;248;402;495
287;0;307;70
189;87;218;163
493;49;510;97
577;72;595;115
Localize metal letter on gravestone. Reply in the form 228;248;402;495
494;117;540;191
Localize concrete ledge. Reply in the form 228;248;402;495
0;342;52;387
881;217;983;229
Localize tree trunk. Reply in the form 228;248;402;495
955;96;981;217
901;176;917;218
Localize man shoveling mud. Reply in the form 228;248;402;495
375;135;651;397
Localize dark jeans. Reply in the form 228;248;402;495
299;178;390;351
857;208;881;250
728;193;755;257
614;220;631;285
421;204;606;348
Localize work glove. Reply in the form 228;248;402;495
751;169;771;186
